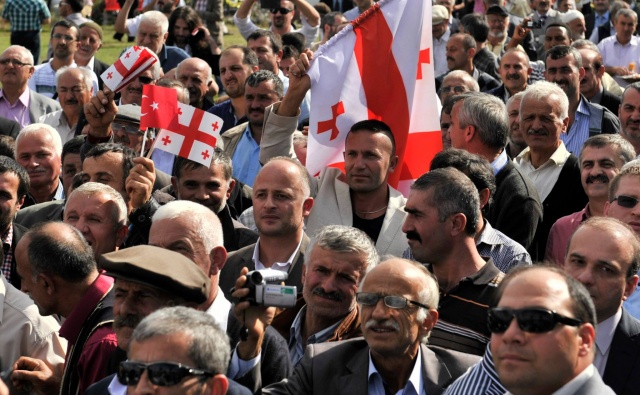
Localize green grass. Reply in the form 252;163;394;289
0;13;250;66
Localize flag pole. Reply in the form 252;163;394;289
145;128;157;159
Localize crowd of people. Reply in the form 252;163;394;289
0;0;640;393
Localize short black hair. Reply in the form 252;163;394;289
62;136;85;162
0;136;15;159
247;29;283;54
0;156;29;199
348;119;397;157
84;143;136;189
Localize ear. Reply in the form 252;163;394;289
38;273;56;296
561;116;570;133
116;225;129;248
465;124;476;143
527;67;533;77
623;275;639;301
162;31;169;43
423;309;439;332
276;49;283;64
449;212;468;236
301;263;307;284
604;200;611;215
596;65;605;79
16;195;24;211
210;374;229;395
302;196;314;217
171;176;179;198
578;66;586;81
478;188;490;208
576;323;596;357
209;245;228;276
468;47;477;58
388;154;399;173
227;178;236;201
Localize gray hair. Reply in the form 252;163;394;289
571;39;600;52
55;66;94;91
17;123;63;157
152;200;224;253
455;92;509;149
579;134;636;167
411;167;481;236
69;182;128;227
245;70;284;99
306;225;379;277
506;90;527;108
140;10;169;34
615;7;637;23
521;80;569;119
131;306;230;374
292;131;307;146
622;81;640;103
442;70;480;92
561;10;584;23
2;45;34;65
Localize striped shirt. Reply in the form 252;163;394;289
443;344;505;395
1;226;14;282
560;97;590;156
1;0;50;32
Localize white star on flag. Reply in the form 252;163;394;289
151;102;159;111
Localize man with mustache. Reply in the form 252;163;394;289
505;92;528;159
544;45;620;157
577;47;621;115
402;168;504;356
74;22;109;91
484;4;537;61
175;57;217;111
262;257;481;394
487;48;532;103
618;82;640;155
562;10;587;40
528;0;563;58
231;224;378;382
28;20;99;100
39;67;93;144
546;134;635;263
597;8;640;84
514;81;588;260
220;70;283;187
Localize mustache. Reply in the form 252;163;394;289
312;287;343;302
365;318;400;331
586;174;609;184
113;314;142;330
405;230;422;242
528;129;547;136
506;73;521;80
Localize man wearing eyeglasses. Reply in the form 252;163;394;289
39;67;94;144
234;0;320;49
28;20;99;100
488;265;614;394
439;70;479;103
618;82;640;156
120;306;250;395
262;257;480;394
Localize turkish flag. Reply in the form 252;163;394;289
153;102;224;167
140;85;178;131
100;46;157;93
307;0;442;195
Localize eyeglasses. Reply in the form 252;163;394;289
356;292;429;310
112;122;142;135
138;75;153;84
270;7;293;14
52;33;76;42
0;58;32;67
487;307;582;334
440;85;467;94
118;361;214;387
612;195;640;209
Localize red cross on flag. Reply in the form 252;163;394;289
153;102;223;167
307;0;441;195
100;46;157;93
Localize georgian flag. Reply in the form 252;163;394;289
307;0;442;195
153;102;224;167
100;46;157;93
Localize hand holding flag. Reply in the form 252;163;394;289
100;46;158;93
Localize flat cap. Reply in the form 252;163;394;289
79;21;103;40
99;245;210;304
486;5;509;17
115;104;141;125
432;5;449;25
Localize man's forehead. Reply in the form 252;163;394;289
581;145;618;162
616;173;640;193
245;81;277;94
2;48;29;60
58;71;86;85
546;27;569;38
54;26;77;37
139;21;162;33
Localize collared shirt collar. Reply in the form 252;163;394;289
368;347;423;395
288;305;342;366
516;141;571;167
251;237;303;271
491;149;509;175
0;88;30;107
434;28;451;44
205;286;231;332
596;308;622;359
108;374;126;395
476;220;501;247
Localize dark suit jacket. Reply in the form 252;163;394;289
435;69;500;93
262;338;481;395
486;161;542;251
0;116;20;138
486;84;507;103
320;0;353;12
219;234;310;300
595;88;621;116
7;222;27;289
85;374;252;395
585;12;607;42
602;309;640;395
28;89;61;124
15;200;65;229
530;155;588;261
93;58;110;91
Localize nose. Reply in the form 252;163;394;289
74;217;89;234
195;185;209;201
575;268;595;287
131;369;154;395
499;317;525;344
370;297;391;320
401;217;413;234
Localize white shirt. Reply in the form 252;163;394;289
368;347;423;395
252;237;303;272
28;60;99;99
598;35;640;86
594;309;622;376
433;29;451;77
39;109;75;143
515;141;571;201
233;11;319;50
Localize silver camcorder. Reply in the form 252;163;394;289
244;269;297;308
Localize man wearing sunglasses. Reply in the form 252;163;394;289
234;0;320;50
439;70;479;103
121;306;250;395
263;258;480;394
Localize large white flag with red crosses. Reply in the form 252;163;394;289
100;46;157;93
307;0;441;195
153;102;224;167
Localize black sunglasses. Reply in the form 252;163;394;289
612;195;640;209
487;307;582;334
118;361;214;387
270;7;293;14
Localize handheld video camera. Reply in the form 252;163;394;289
243;269;297;308
527;20;543;29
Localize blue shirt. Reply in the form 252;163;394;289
231;125;261;187
288;305;341;367
158;45;189;73
491;149;509;176
561;98;590;156
208;99;247;135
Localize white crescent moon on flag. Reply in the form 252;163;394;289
141;94;148;116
